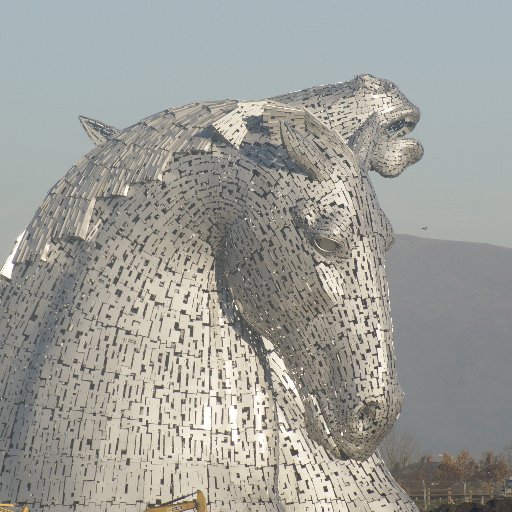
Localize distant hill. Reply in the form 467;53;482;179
386;234;512;456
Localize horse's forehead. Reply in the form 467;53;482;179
297;175;357;208
290;178;356;226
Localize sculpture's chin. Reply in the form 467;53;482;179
371;138;424;177
336;442;375;461
304;402;388;461
331;431;384;461
308;426;382;461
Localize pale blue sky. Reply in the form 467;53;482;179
1;0;511;260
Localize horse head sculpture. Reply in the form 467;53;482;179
0;75;423;511
221;75;422;460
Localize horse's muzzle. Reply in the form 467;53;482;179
334;384;404;460
304;382;404;461
371;137;424;177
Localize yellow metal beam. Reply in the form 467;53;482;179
145;491;207;512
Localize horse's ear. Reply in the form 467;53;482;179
303;109;336;142
262;102;305;144
281;121;333;181
79;116;119;145
281;110;360;181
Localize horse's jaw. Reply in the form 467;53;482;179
259;324;404;461
287;321;404;461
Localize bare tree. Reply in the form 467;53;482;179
378;428;420;471
504;442;512;468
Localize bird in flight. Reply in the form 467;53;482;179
421;226;428;230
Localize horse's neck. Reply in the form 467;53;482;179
103;227;280;437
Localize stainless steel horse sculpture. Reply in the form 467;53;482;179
0;74;423;511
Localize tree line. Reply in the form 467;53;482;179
435;450;510;487
379;429;512;489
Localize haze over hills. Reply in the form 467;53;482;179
386;234;512;457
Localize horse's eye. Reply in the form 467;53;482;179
313;237;340;255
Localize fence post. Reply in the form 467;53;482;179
423;480;427;511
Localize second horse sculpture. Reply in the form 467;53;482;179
0;74;423;511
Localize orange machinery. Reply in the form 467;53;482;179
145;491;207;512
0;505;29;512
1;490;206;512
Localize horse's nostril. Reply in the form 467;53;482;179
352;402;379;434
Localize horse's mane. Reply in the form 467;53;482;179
12;78;366;266
14;100;238;264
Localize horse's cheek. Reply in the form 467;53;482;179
223;249;280;334
314;262;344;305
